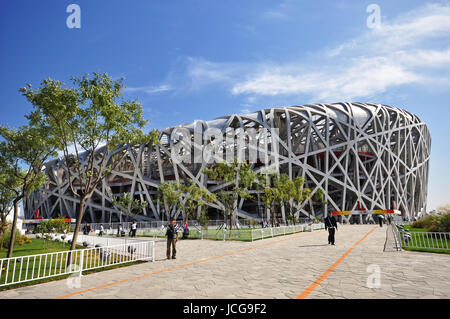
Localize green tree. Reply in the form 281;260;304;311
0;125;55;258
0;173;16;250
111;193;148;221
258;173;324;226
181;181;215;223
35;218;71;249
22;72;158;252
273;173;291;223
203;158;257;235
35;220;52;249
197;211;210;230
157;182;184;220
258;173;281;227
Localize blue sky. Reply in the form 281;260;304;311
0;0;449;210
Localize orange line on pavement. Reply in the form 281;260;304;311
55;230;321;299
296;226;377;299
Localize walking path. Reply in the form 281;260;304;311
0;225;448;299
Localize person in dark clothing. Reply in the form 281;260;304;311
166;219;179;259
182;221;189;239
83;224;91;235
324;215;338;245
378;214;384;227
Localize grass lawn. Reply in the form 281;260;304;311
402;247;450;254
0;239;82;259
0;238;148;291
403;225;428;232
400;229;450;254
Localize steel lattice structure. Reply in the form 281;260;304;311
24;102;430;223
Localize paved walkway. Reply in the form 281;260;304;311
0;225;449;299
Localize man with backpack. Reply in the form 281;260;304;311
166;218;179;259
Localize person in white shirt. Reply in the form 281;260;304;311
131;221;137;237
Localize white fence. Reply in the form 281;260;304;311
81;218;313;233
0;241;155;288
395;225;450;251
74;234;148;247
250;223;324;241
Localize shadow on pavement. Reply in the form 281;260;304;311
297;244;330;248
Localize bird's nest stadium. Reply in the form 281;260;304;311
24;102;431;224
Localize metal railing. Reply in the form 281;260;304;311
250;223;324;241
79;218;313;233
384;224;402;252
74;234;148;247
124;223;323;241
393;224;450;251
0;241;155;287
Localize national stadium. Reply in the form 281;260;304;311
24;102;431;224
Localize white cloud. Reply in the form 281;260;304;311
261;0;291;21
328;3;450;57
232;56;421;101
184;57;250;90
124;84;173;94
178;3;450;102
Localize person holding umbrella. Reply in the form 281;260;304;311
378;214;385;227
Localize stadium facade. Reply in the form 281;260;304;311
24;102;431;224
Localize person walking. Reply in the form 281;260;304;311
130;220;137;237
99;224;104;236
82;224;88;235
324;215;338;245
378;214;384;227
182;221;189;239
117;224;123;237
166;218;178;259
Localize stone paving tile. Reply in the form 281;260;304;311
0;225;448;299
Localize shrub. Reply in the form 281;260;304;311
17;235;32;245
439;213;450;232
411;213;450;232
0;227;24;249
197;212;210;230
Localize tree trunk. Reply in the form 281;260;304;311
6;199;20;258
290;203;296;225
0;215;5;251
224;209;227;230
69;196;86;251
229;209;233;238
271;203;276;227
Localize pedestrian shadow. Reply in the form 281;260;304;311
297;244;329;248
